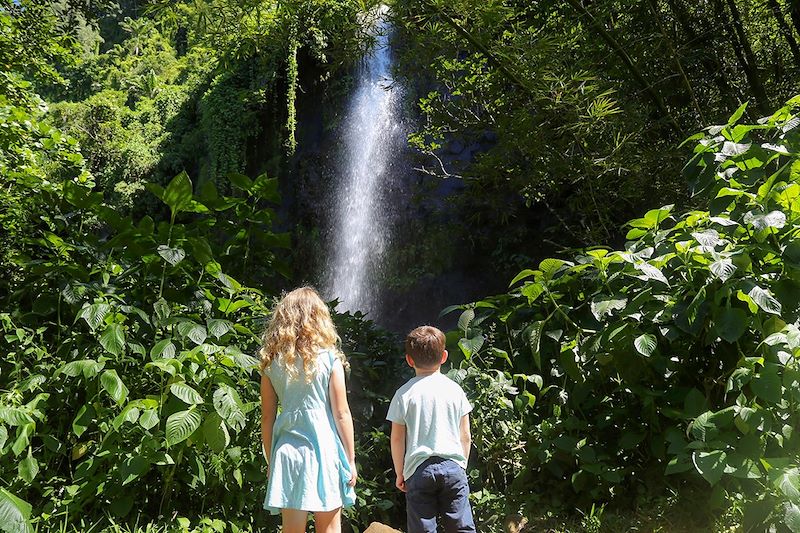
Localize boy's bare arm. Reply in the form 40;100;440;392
390;422;406;492
459;414;472;462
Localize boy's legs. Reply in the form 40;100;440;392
438;460;477;533
405;460;439;533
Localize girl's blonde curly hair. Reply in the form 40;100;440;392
259;286;346;382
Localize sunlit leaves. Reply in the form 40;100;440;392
100;323;126;356
590;295;627;321
748;286;782;315
165;409;202;447
0;488;32;533
100;370;128;405
212;385;245;431
201;412;230;454
633;334;656;357
162;171;193;221
170;383;203;405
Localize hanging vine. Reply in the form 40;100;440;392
285;25;299;156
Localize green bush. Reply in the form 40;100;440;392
447;97;800;530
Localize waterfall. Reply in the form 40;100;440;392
323;12;404;318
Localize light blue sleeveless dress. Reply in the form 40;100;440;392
263;348;355;514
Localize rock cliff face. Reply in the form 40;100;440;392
271;39;507;334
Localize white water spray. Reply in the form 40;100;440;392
323;12;404;317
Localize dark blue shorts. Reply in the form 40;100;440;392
405;457;477;533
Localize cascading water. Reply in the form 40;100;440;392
323;12;405;318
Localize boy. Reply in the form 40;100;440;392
387;325;477;533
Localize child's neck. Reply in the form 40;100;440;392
414;366;441;377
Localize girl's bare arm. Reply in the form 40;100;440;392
260;374;278;470
329;362;357;486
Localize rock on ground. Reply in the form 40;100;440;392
363;522;403;533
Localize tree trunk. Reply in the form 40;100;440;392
646;0;705;123
564;0;682;133
719;0;770;114
767;0;800;66
790;0;800;37
663;0;737;110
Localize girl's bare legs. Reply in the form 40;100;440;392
314;508;342;533
281;509;308;533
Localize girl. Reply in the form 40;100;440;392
259;287;357;533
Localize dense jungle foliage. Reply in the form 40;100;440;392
3;0;800;532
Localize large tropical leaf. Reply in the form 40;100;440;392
165;409;202;447
0;488;32;533
100;324;126;356
170;382;204;405
213;385;245;431
100;369;129;405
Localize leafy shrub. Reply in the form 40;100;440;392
1;156;409;532
447;97;800;530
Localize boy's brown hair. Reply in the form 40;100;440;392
405;326;446;368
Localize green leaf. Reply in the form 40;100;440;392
165;409;202;447
170;382;204;405
715;308;748;343
112;404;140;431
786;503;800;533
228;172;253;191
177;321;207;345
207;319;233;339
693;450;727;485
748;285;782;315
157;245;185;266
252;174;280;202
751;364;782;404
0;408;33;427
150;339;176;359
521;282;545;303
18;450;38;483
213;385;246;431
457;309;475;332
709;259;736;282
728;102;748;126
224;346;260;371
72;404;94;437
77;303;110;332
772;468;800;502
527;321;545;370
690;411;717;442
100;369;129;405
11;424;33;456
0;488;32;533
509;269;536;286
163;171;193;219
139;409;159;431
634;334;657;357
591;295;627;321
202;412;230;454
539;258;567;280
60;359;105;379
635;263;669;285
458;334;484;359
120;456;150;486
100;324;125;356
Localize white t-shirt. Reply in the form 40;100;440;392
386;372;473;480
